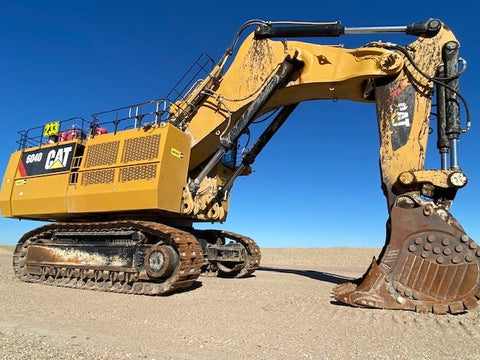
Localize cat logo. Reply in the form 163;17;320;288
45;147;73;170
392;102;411;128
20;143;76;177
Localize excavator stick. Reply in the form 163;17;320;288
332;23;477;314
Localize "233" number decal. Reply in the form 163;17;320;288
43;121;60;137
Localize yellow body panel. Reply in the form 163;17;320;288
11;173;71;217
67;124;190;215
1;123;192;220
0;151;22;217
7;141;79;218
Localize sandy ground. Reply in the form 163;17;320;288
1;245;479;360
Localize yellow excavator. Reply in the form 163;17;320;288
0;18;477;314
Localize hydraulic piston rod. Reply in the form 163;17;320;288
255;19;442;39
436;65;449;170
218;104;298;199
443;41;461;169
189;58;302;197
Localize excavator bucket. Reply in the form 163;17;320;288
333;205;480;314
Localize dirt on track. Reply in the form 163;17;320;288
1;245;480;360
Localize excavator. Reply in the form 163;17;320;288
0;18;477;314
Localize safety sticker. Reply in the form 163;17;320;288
15;179;26;186
171;148;184;159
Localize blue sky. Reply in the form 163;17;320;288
0;1;479;247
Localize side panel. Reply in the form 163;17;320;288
11;173;71;216
66;123;190;215
66;127;161;212
5;142;77;217
0;152;22;217
158;125;191;211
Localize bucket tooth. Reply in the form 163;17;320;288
449;301;465;314
333;205;480;314
462;295;478;310
415;304;432;313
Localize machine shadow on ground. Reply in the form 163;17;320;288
258;267;352;285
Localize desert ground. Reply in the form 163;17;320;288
1;245;479;360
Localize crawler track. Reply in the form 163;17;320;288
13;221;203;295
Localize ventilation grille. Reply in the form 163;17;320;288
81;169;115;186
84;141;120;168
122;135;161;163
119;164;157;182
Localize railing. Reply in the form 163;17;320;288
164;53;215;104
16;52;216;150
90;99;169;134
17;117;91;150
165;53;216;127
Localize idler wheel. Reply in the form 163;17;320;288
144;244;179;279
217;243;247;277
